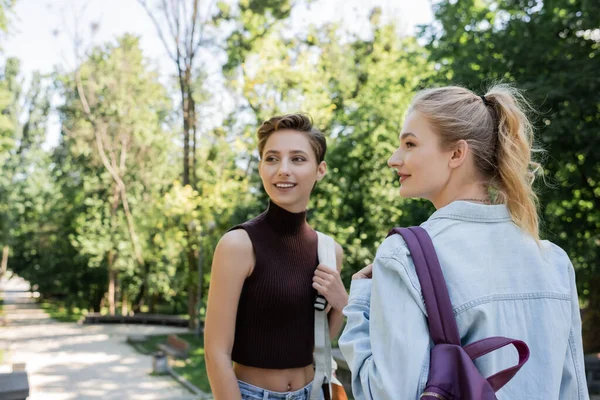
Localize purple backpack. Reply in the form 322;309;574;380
388;227;530;400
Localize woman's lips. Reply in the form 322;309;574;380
273;182;297;191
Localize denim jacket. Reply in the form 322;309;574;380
339;201;588;400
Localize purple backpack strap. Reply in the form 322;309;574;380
463;337;530;391
388;227;460;345
387;226;530;391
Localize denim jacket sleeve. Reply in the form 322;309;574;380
339;239;430;400
560;258;589;399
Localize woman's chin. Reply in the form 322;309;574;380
398;186;412;198
269;192;294;203
268;192;308;209
398;186;423;200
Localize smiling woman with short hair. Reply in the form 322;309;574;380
204;113;348;400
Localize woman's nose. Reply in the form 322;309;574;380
278;160;291;176
388;148;403;168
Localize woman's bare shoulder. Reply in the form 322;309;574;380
213;229;255;276
218;229;253;252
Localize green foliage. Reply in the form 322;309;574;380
227;19;435;282
9;35;180;310
0;0;14;37
419;0;600;349
1;56;57;302
3;1;597;347
222;0;294;72
310;26;435;282
40;301;86;323
9;32;254;314
0;57;20;244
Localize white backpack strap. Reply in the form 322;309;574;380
317;231;336;272
311;231;336;400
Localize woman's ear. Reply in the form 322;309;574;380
448;140;469;169
316;161;327;181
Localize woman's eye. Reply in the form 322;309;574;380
405;142;415;148
265;156;278;162
292;157;306;162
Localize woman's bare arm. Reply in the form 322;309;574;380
204;229;254;400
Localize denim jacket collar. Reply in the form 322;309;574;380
427;200;512;223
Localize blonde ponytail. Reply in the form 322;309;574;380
485;84;542;240
410;84;543;240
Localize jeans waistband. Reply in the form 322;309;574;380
238;379;313;400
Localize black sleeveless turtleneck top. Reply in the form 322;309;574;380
229;201;318;369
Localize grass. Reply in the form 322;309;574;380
39;301;86;322
129;333;210;393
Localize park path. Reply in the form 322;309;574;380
0;273;200;400
3;273;597;400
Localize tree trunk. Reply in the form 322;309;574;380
181;81;190;186
197;244;204;316
149;292;157;314
1;244;8;278
75;74;148;316
187;243;198;330
195;243;204;337
188;72;197;189
121;290;129;316
583;276;600;352
191;122;197;188
179;66;199;329
107;183;120;316
107;261;116;316
132;278;147;312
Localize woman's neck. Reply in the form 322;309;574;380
271;199;309;214
264;200;308;234
431;183;490;210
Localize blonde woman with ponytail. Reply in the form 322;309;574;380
339;85;588;399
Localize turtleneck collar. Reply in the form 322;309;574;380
265;200;308;234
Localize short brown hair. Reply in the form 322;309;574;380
257;113;327;163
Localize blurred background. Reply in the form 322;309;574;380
0;0;598;396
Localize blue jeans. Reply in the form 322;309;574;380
238;380;319;400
